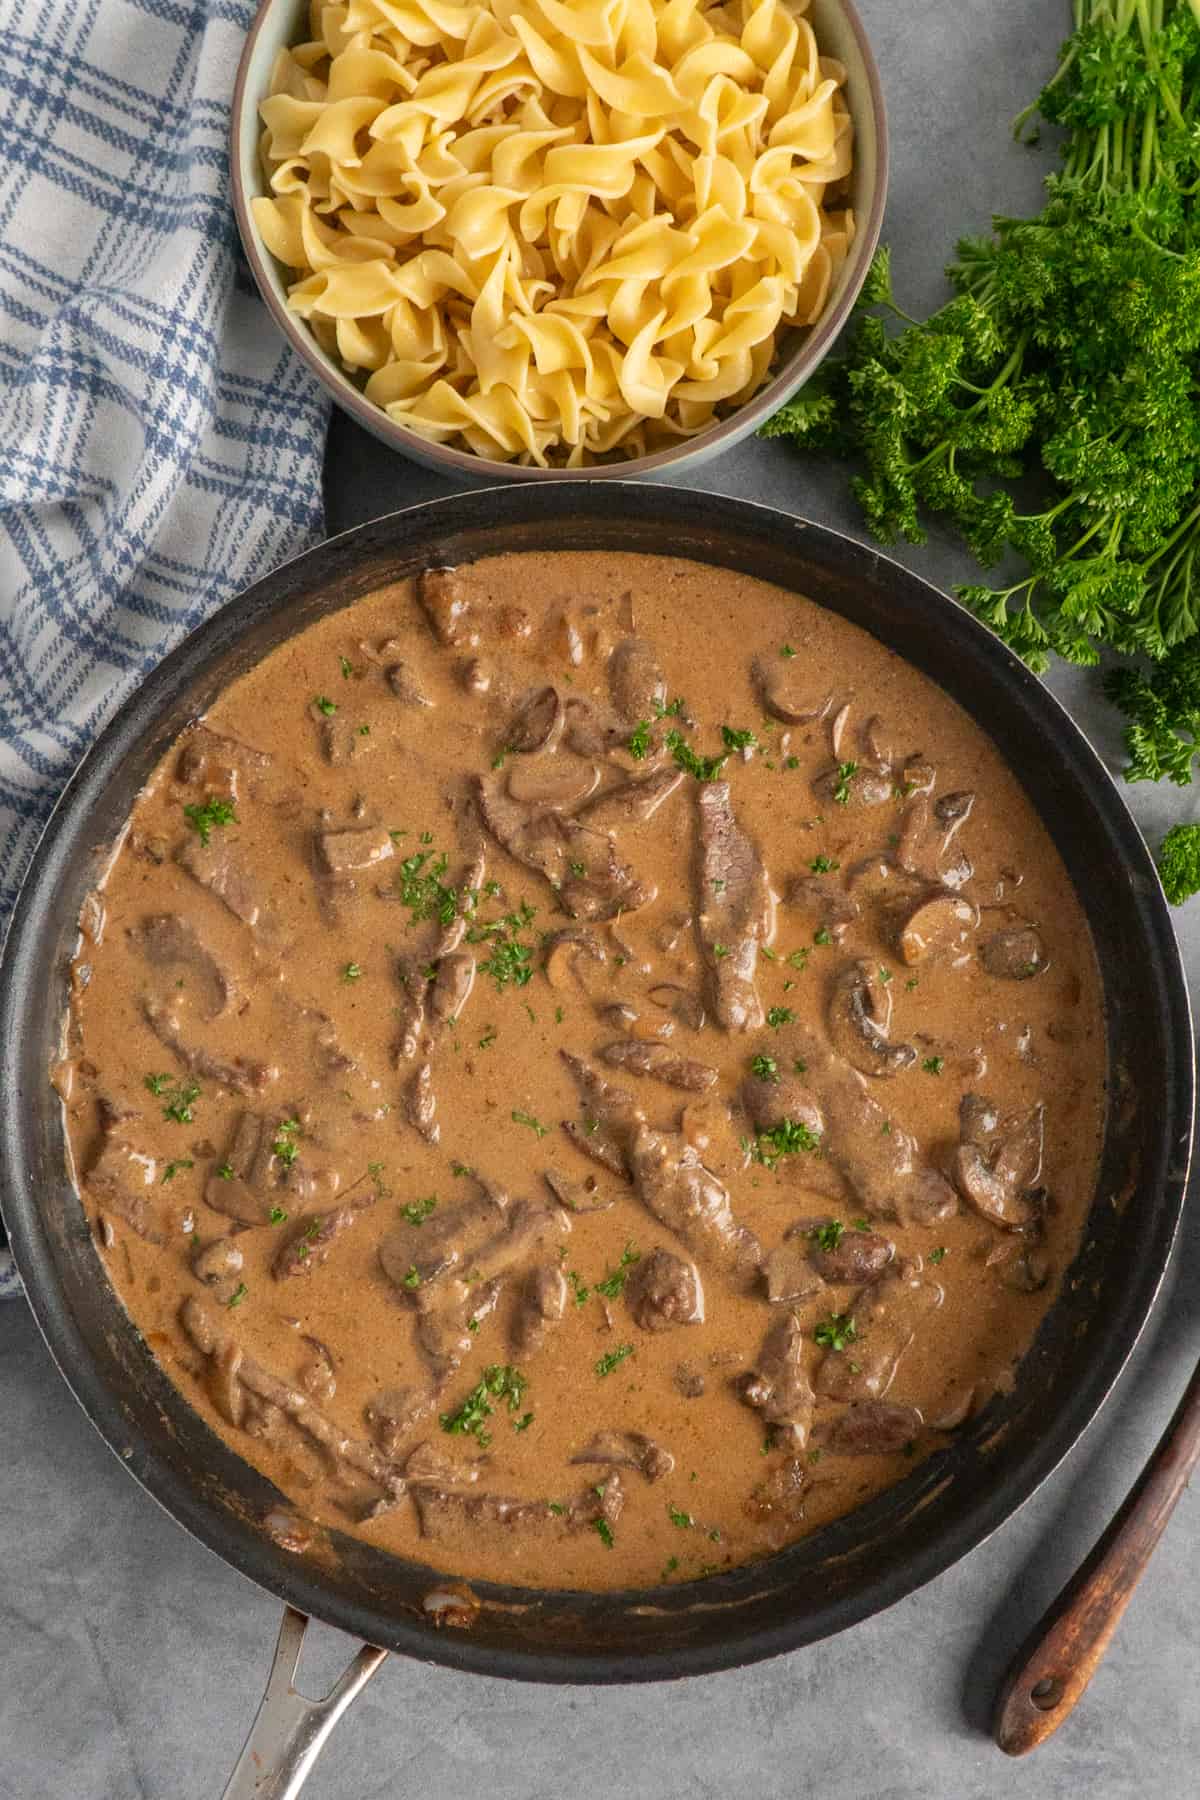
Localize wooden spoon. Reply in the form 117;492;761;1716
994;1355;1200;1754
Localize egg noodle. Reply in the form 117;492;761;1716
253;0;854;465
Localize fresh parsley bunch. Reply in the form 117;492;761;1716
763;0;1200;897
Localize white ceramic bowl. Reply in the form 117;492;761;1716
230;0;888;481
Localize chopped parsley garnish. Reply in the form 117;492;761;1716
627;719;652;759
665;728;727;782
667;1505;694;1529
832;761;858;805
785;755;800;769
161;1159;193;1183
216;1163;234;1181
922;1056;945;1076
793;1058;807;1073
813;926;833;946
547;1501;566;1517
313;695;337;716
469;900;536;990
750;1053;779;1082
512;1412;534;1434
271;1118;301;1165
342;961;362;982
654;696;686;718
759;944;778;962
182;797;237;847
339;655;353;679
662;1555;680;1577
712;942;730;959
721;725;757;752
226;1283;248;1309
809;1219;844;1252
852;1217;871;1232
766;1006;794;1028
928;1245;948;1264
402;1265;421;1288
439;1365;529;1448
450;1161;473;1178
906;976;919;990
268;1206;288;1225
357;724;370;737
401;1194;438;1226
809;855;840;873
786;949;809;970
397;849;458;928
780;644;797;658
593;1518;615;1549
595;1343;635;1379
478;1026;497;1050
814;1312;858;1352
491;750;507;770
567;1270;590;1306
594;1243;640;1299
149;1077;201;1124
746;1118;821;1168
568;859;587;877
878;966;893;984
512;1109;549;1139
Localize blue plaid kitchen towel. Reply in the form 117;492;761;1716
0;0;332;1294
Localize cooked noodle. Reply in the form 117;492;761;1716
253;0;854;465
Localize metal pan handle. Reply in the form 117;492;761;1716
221;1606;388;1799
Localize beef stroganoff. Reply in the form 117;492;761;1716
61;553;1107;1590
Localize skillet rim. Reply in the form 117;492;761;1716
1;482;1192;1684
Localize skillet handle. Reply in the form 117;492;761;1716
221;1606;388;1799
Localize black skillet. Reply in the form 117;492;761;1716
0;485;1192;1794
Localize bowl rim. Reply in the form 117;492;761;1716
228;0;890;481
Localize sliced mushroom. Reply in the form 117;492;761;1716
952;1094;1044;1229
648;984;706;1031
506;757;599;809
896;889;979;966
505;686;564;754
542;928;607;991
543;1166;616;1214
608;638;666;721
386;663;432;706
827;960;916;1078
752;654;832;725
191;1236;244;1295
979;924;1049;980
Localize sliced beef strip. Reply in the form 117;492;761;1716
365;1388;437;1458
176;725;271;795
979;923;1050;980
378;1187;508;1295
402;1062;439;1144
85;1101;163;1243
204;1110;317;1226
752;655;832;725
181;1297;402;1499
316;825;395;875
429;951;475;1027
129;914;232;1019
625;1247;705;1330
510;1262;568;1357
597;1039;717;1092
578;767;683;832
414;1277;504;1383
273;1201;370;1280
542;1166;617;1214
559;1050;644;1178
391;958;428;1064
813;1259;931;1402
417;567;480;648
777;1027;958;1227
783;875;859;944
608;637;666;721
696;781;772;1031
477;776;654;920
318;715;372;767
142;997;277;1097
817;1400;925;1456
176;835;266;930
629;1124;762;1290
563;697;629;757
736;1312;815;1450
762;1240;826;1305
744;1457;808;1547
952;1093;1044;1229
570;1429;674;1482
741;1067;825;1141
412;1472;625;1543
803;1223;895;1285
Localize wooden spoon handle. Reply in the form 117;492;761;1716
994;1357;1200;1755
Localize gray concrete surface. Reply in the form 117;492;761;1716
2;2;1197;1795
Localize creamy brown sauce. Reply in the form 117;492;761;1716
60;551;1107;1591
